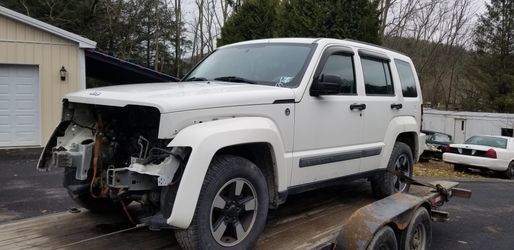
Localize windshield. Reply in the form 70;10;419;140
184;43;315;88
465;136;507;148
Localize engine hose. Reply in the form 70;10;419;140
121;199;136;225
89;133;102;198
90;115;104;198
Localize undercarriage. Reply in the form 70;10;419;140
38;101;189;228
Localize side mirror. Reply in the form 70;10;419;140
310;74;342;96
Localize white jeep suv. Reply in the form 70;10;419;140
38;38;423;249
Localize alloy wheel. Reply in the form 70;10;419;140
209;178;258;246
392;154;411;192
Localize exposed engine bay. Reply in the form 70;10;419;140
38;101;189;227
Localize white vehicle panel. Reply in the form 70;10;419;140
443;153;509;171
166;117;287;228
65;81;294;113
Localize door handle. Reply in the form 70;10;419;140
350;103;366;111
390;103;403;110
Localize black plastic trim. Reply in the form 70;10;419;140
273;99;295;104
358;49;391;62
299;147;382;168
286;169;384;196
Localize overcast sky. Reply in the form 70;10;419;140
180;0;490;22
178;0;490;52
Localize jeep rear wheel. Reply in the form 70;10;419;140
175;155;269;250
371;142;413;199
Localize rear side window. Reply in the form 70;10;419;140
361;58;394;95
395;59;418;97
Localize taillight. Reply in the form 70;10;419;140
445;146;452;152
485;149;497;158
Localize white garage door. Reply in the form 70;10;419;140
0;65;40;147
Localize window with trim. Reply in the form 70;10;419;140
501;128;513;137
319;53;356;94
361;57;394;95
395;59;418;97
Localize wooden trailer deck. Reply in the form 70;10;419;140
0;180;458;250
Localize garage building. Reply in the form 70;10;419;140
0;5;95;147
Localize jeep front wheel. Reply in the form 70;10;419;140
175;155;269;250
371;142;413;198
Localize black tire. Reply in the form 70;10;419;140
418;157;429;163
453;164;467;172
175;155;269;250
63;167;124;212
503;162;514;179
400;207;432;250
367;226;398;250
371;142;413;199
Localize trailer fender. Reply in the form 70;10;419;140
165;117;287;229
336;192;428;250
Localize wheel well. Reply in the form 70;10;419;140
396;132;417;157
215;143;279;208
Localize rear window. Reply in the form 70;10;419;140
465;136;507;149
395;59;418;97
428;133;451;143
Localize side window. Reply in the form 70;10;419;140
361;57;394;95
395;59;418;97
319;53;356;94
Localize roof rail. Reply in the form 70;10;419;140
342;39;408;57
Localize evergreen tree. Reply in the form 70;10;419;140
218;0;381;46
0;0;190;76
277;0;381;44
217;0;279;46
464;0;514;112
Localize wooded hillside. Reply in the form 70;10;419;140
0;0;512;112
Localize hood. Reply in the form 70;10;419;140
65;81;295;113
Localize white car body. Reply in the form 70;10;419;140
443;136;514;171
39;38;424;230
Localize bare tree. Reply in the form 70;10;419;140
185;0;242;65
383;0;474;109
174;0;182;76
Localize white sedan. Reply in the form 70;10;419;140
443;135;514;179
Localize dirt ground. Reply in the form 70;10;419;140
414;160;503;179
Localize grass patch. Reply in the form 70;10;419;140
414;160;499;179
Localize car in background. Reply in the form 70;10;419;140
420;130;453;161
443;135;514;179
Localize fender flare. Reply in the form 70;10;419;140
166;117;287;229
380;116;420;168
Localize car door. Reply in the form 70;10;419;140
291;46;366;186
357;50;401;172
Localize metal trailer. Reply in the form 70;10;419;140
320;179;471;250
0;179;470;250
